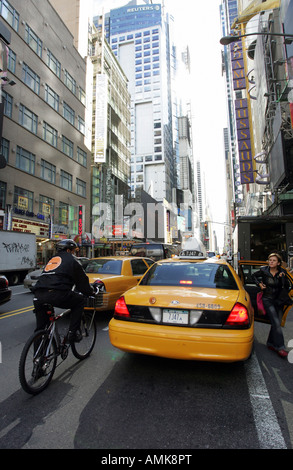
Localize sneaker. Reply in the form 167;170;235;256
68;330;82;343
277;349;288;358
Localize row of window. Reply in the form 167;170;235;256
0;181;76;224
1;139;86;197
111;29;159;42
1;0;86;103
3;92;87;165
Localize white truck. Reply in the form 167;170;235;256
0;231;37;285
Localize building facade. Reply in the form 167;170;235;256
221;0;293;261
0;0;92;263
90;18;132;239
96;0;177;204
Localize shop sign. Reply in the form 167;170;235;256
12;217;49;237
78;205;83;237
231;39;254;184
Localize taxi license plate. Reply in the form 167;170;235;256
163;309;188;324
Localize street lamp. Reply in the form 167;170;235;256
220;32;293;46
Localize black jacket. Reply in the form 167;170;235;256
34;251;94;296
252;265;289;300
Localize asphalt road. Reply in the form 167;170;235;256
1;285;293;453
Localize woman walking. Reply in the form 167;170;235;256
253;253;289;358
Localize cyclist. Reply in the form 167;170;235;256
33;239;95;343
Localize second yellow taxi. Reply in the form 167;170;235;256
85;256;154;311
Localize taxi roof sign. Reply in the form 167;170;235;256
180;237;207;259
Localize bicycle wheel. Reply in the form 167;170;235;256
19;330;58;395
71;311;97;360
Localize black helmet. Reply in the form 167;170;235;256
56;239;77;252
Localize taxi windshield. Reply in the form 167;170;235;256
140;262;238;289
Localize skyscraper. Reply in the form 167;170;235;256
95;0;177;204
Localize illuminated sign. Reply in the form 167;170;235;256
12;217;49;237
78;205;83;237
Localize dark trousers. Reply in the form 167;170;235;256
262;297;285;350
34;289;86;333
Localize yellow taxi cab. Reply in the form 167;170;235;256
109;250;255;363
84;256;154;311
238;259;293;326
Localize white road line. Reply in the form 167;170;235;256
245;352;287;449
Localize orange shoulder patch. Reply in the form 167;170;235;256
44;256;62;272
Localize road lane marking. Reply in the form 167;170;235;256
0;306;33;319
245;352;287;449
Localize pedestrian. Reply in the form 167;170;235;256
253;252;290;358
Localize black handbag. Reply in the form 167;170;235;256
277;275;293;307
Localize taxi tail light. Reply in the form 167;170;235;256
225;303;249;326
114;296;130;318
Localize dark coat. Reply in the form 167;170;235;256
252;265;289;300
34;251;93;296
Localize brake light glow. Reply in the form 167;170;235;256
225;303;249;326
179;280;192;285
114;296;130;317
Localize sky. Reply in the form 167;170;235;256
92;0;228;250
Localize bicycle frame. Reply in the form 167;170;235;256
43;307;71;355
19;295;98;395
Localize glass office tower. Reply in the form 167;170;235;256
98;1;177;203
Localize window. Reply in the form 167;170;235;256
64;70;76;95
16;146;35;175
19;104;38;134
25;24;42;57
131;259;150;276
76;178;86;197
1;137;9;162
63;102;75;125
41;159;56;184
78;116;85;134
7;47;16;73
39;195;54;218
47;50;61;78
14;186;33;212
85;259;122;275
141;262;238;289
45;84;59;111
77;147;87;166
1;0;19;31
62;136;74;158
43;122;57;147
60;170;72;191
78;87;86;105
59;202;68;225
0;181;6;210
2;90;12;117
22;63;40;94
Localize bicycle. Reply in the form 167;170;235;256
19;295;98;395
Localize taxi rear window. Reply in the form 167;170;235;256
140;262;238;289
85;259;122;275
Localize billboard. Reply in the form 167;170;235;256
231;40;254;184
94;74;108;164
